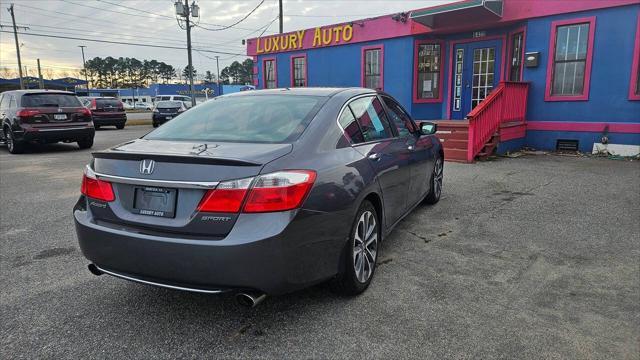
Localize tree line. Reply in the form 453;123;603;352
82;57;254;88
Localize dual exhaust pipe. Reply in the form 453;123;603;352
88;264;266;307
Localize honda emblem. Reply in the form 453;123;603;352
140;159;155;175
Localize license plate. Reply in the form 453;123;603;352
166;116;173;120
132;186;177;218
53;114;67;120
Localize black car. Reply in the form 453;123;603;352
1;90;95;154
75;88;443;306
152;100;188;127
81;97;127;129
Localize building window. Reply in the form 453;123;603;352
362;45;384;90
629;15;640;100
291;55;306;87
508;31;524;81
263;58;276;89
414;41;442;102
545;17;595;101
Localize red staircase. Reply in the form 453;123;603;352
432;81;529;163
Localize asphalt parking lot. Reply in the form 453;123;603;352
1;127;639;359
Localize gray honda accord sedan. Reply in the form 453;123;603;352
74;87;443;305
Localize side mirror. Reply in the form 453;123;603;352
420;122;437;135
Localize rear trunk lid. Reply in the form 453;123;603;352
88;139;292;237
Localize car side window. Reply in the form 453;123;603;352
0;94;8;109
382;96;415;137
348;96;393;142
338;107;365;144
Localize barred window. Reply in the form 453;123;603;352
292;56;306;87
264;59;276;89
363;48;382;90
552;23;590;96
416;43;441;99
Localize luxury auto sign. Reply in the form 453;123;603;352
255;24;354;54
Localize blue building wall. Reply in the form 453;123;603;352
255;4;640;152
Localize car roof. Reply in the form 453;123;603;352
3;89;76;96
223;87;376;98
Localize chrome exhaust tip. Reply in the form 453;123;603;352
88;264;103;276
235;292;267;307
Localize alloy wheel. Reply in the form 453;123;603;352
6;130;14;152
433;157;443;199
353;210;378;283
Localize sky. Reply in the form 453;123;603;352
0;0;450;81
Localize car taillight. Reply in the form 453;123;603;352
197;177;253;213
89;99;97;110
117;100;124;111
243;171;316;213
196;170;316;214
16;108;41;118
79;107;91;116
81;169;115;202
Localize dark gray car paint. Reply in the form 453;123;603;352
74;87;442;295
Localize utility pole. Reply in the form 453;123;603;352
176;0;198;107
37;58;43;89
215;55;220;96
78;45;89;90
8;4;24;89
278;0;283;34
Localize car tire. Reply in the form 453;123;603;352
77;137;94;149
331;200;379;296
116;124;125;130
5;128;25;154
424;156;443;205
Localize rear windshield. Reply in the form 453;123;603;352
156;101;182;108
145;95;324;143
96;99;120;107
21;93;81;107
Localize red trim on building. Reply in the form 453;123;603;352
413;39;444;103
629;12;640;100
506;26;527;81
289;53;308;87
544;16;596;102
262;57;277;89
445;34;507;119
361;44;384;90
527;121;640;134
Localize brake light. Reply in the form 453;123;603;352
16;108;41;118
89;99;97;110
197;177;253;213
243;171;316;213
81;170;115;202
117;101;124;111
79;107;91;116
196;170;316;214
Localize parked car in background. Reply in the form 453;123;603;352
152;100;188;127
133;102;152;110
0;90;94;154
154;95;192;108
74;88;443;306
81;97;127;130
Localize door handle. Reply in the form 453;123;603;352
368;153;382;161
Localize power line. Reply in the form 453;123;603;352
0;31;247;56
195;0;265;32
61;0;172;20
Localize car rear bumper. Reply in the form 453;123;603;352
74;199;350;295
92;114;127;126
17;124;95;142
152;114;176;123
